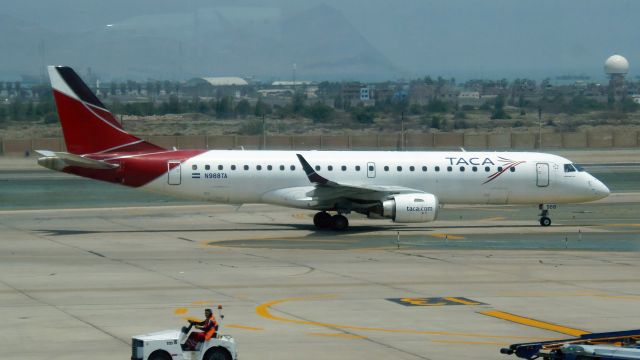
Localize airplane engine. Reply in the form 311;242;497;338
371;193;439;223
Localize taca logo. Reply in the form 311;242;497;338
483;157;526;184
446;157;496;166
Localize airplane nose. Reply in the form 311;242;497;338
590;178;610;199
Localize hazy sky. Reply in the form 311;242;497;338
1;0;638;80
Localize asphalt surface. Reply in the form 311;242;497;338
0;159;639;360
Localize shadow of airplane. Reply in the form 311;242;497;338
35;221;591;237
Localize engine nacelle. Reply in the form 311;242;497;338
377;193;439;223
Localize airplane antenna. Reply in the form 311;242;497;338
240;146;245;151
460;147;466;152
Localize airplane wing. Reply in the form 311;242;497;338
295;153;424;203
262;154;426;210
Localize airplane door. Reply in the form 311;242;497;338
536;163;549;187
167;160;181;185
367;162;376;178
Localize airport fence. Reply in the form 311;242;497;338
1;130;640;155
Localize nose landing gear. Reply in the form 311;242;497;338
538;204;556;226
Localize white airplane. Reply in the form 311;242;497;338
37;66;610;230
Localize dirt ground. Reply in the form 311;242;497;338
2;108;640;139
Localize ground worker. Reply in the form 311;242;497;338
186;308;218;350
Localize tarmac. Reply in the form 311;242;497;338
1;151;640;360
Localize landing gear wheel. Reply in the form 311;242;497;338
538;204;554;227
149;351;172;360
204;348;232;360
313;212;332;229
331;214;349;231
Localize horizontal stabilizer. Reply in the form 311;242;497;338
36;150;119;171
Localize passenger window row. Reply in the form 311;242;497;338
194;164;296;171
193;164;516;173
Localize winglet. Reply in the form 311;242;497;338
296;154;331;185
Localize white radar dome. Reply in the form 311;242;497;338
604;55;629;74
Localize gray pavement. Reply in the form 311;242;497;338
1;202;639;360
1;151;640;360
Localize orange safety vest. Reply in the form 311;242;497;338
203;316;218;341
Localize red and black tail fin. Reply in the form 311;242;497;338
47;66;164;155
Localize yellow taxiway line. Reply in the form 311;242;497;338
307;332;366;339
429;233;465;240
226;324;264;331
478;310;589;337
431;339;509;346
256;296;542;340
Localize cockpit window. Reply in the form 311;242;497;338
564;164;577;173
574;164;585;172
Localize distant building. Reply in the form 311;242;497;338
271;80;314;86
360;87;370;101
183;77;249;97
409;80;458;105
372;84;394;103
457;91;481;108
201;77;249;86
258;89;294;97
409;83;436;105
604;54;629;102
341;82;363;103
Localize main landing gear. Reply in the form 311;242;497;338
538;204;555;227
313;211;349;231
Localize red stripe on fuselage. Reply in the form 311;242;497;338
63;150;206;188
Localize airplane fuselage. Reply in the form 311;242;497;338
123;150;610;208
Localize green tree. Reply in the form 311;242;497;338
305;102;334;123
409;103;423;115
24;100;34;118
392;99;409;115
430;115;442;129
14;81;22;97
426;99;448;113
43;112;59;124
161;95;181;113
333;95;343;110
9;98;23;119
291;92;306;114
491;95;510;119
254;99;272;117
235;99;251;117
567;95;605;114
145;82;154;97
351;106;376;124
453;118;469;129
238;118;264;135
622;98;640;113
216;96;234;118
163;80;173;95
454;110;466;119
192;97;209;114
